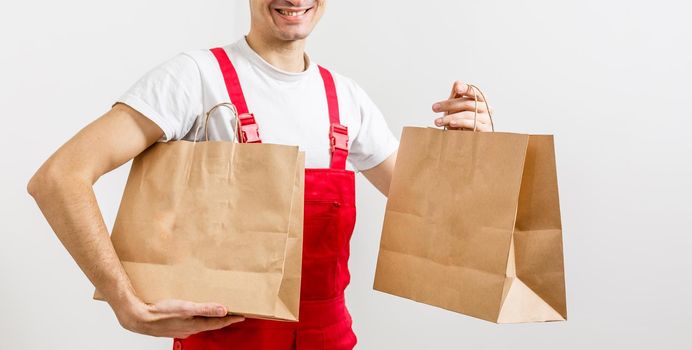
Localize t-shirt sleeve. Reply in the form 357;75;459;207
115;52;203;142
348;83;400;171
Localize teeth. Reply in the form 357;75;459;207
278;9;308;16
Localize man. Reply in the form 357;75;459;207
27;0;492;349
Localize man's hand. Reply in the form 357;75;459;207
114;298;244;339
432;81;494;132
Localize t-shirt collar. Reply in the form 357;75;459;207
237;36;315;82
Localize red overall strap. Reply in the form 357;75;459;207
210;47;261;143
318;66;349;170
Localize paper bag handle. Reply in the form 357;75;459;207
443;84;495;132
193;102;241;143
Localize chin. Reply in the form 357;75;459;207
276;30;312;41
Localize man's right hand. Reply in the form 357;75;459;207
113;297;245;339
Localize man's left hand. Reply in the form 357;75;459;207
432;81;493;132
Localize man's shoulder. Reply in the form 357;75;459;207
174;41;242;68
177;48;215;66
318;68;366;100
146;48;209;75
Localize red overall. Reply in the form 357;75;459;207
173;48;358;350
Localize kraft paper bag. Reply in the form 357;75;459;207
95;104;304;322
373;126;567;323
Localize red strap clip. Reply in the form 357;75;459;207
237;113;262;143
329;123;349;152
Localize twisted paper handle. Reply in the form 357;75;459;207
193;102;241;142
444;84;495;132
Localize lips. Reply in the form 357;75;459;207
273;6;314;20
276;8;310;16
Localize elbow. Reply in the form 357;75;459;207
26;174;38;198
27;166;54;199
28;160;95;200
27;163;69;199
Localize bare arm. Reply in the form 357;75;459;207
27;103;243;338
361;151;397;196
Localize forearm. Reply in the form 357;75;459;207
24;107;244;336
28;169;138;310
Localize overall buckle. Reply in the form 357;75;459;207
238;113;261;143
329;123;349;152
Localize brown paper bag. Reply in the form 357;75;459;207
374;124;567;323
95;103;304;321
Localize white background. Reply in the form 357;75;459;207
2;0;691;349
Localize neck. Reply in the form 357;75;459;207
245;31;307;73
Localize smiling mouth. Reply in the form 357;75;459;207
275;7;312;17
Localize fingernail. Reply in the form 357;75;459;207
216;307;227;315
450;120;456;126
435;118;442;126
432;103;441;112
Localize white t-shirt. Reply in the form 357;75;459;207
117;37;399;171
